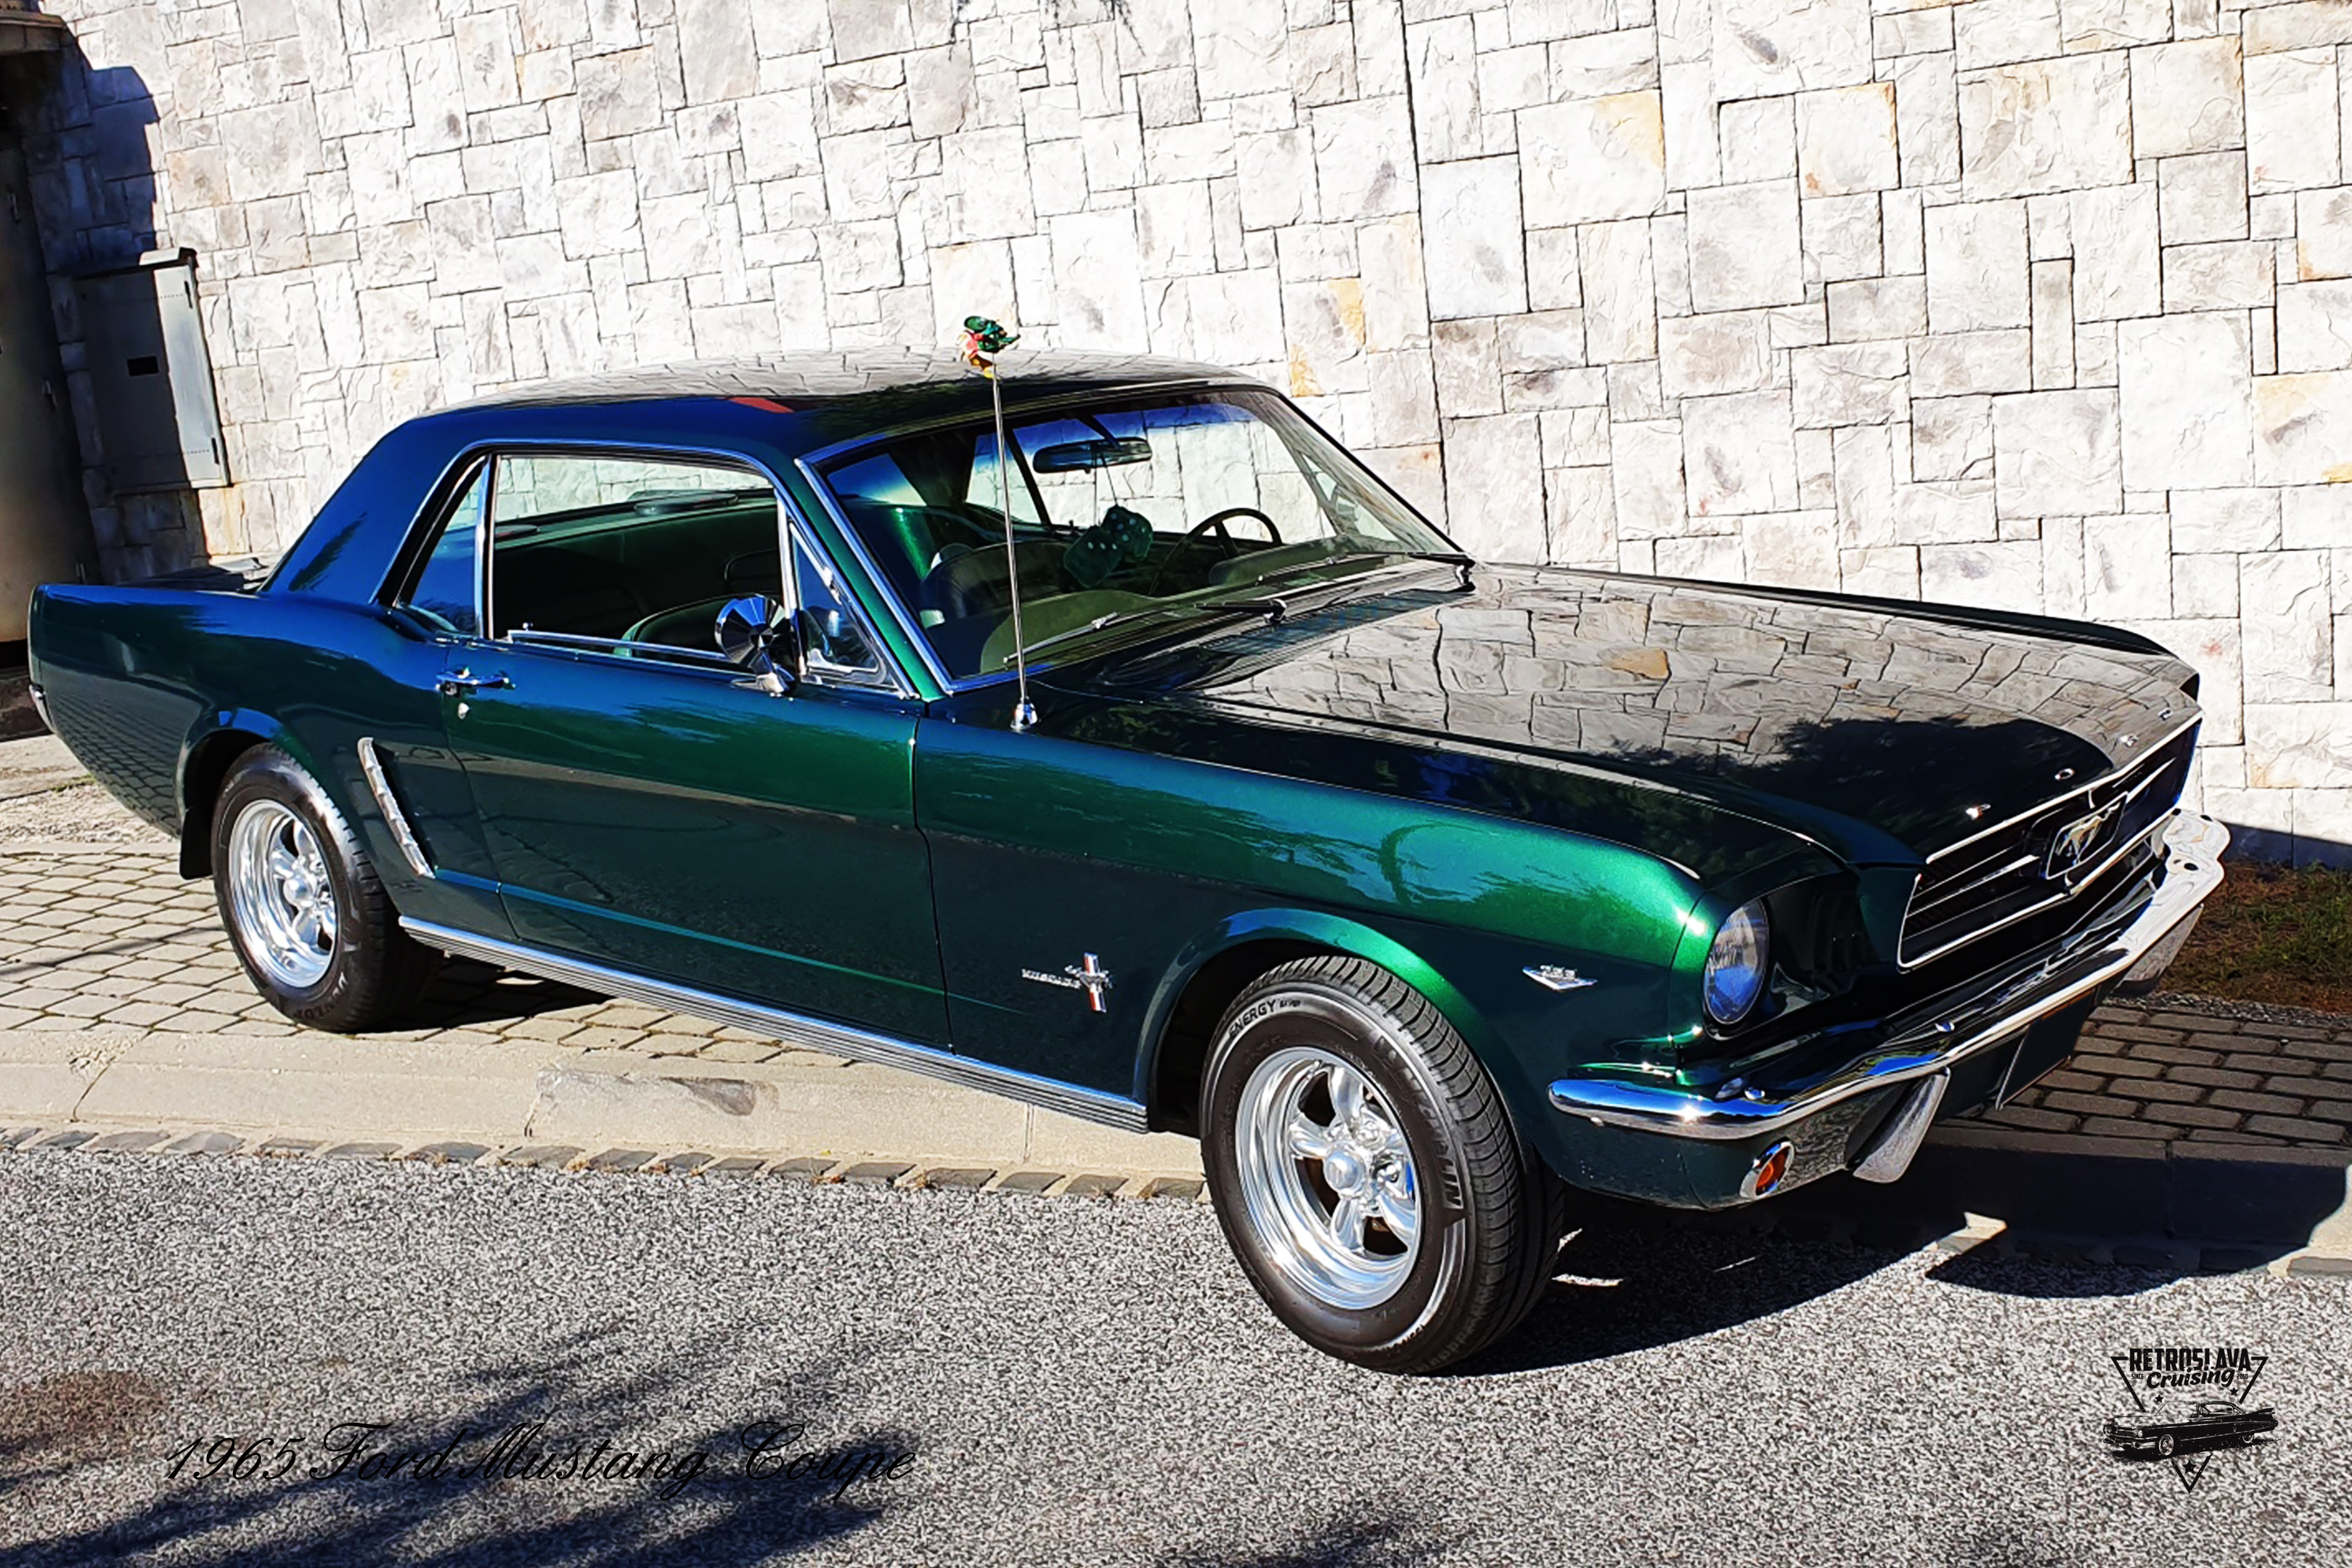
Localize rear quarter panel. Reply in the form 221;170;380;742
28;584;502;931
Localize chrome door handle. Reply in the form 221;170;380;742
437;669;513;696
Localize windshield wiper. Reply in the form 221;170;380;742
998;601;1262;668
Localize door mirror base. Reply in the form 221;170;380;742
716;595;799;695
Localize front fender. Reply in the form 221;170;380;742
1133;906;1499;1108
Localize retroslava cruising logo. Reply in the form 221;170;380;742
2102;1346;2279;1494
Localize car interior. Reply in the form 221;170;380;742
819;397;1396;679
396;454;880;677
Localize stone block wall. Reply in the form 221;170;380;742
16;0;2352;859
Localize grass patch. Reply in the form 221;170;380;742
2165;859;2352;1016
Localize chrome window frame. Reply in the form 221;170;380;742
378;437;914;700
793;375;1461;695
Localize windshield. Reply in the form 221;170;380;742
812;387;1458;681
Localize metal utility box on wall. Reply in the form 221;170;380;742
75;248;229;493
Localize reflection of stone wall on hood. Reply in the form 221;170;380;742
1200;567;2194;780
16;0;2345;857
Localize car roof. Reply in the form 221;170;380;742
440;351;1259;460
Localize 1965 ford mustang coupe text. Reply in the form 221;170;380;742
28;353;2226;1372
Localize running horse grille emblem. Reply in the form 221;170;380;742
2045;801;2123;881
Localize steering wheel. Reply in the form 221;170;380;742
1145;507;1283;597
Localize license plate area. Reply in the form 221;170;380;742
1993;994;2101;1106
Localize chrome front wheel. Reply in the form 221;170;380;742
1234;1046;1423;1310
226;799;338;989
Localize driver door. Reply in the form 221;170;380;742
427;448;950;1045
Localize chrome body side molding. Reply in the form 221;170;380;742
355;737;434;879
398;918;1153;1133
1548;811;2229;1143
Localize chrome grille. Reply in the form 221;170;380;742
1898;724;2197;968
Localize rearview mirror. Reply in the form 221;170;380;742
1031;436;1153;473
715;595;799;694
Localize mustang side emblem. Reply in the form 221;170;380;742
1022;953;1114;1012
1524;965;1596;992
2046;801;2123;880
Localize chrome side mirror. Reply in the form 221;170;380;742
716;595;798;695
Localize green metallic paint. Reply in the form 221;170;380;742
433;638;948;1045
28;357;2214;1216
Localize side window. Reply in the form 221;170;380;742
793;534;886;682
395;462;486;635
484;452;785;656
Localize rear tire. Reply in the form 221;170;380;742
211;746;438;1032
1200;955;1567;1373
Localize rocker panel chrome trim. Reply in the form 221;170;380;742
397;918;1151;1132
355;738;433;879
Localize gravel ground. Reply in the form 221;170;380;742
0;782;160;846
0;1152;2343;1567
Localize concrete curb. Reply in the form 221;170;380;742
0;1028;1204;1179
0;1026;2343;1270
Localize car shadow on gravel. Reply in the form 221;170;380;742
0;1328;912;1567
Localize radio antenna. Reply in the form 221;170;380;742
961;314;1036;731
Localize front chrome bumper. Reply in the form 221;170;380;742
1547;812;2229;1146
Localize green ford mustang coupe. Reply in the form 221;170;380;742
28;352;2225;1372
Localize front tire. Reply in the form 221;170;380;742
211;746;438;1032
1201;956;1567;1373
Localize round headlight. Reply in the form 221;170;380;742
1703;899;1771;1026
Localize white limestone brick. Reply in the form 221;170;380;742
1959;54;2133;200
1686;179;1806;309
2069;184;2162;320
1440;413;1546;561
2255;369;2352;484
1422;158;1530;319
1790;340;1908;427
1921;541;2045;613
2275;279;2352;371
1829;275;1927;341
2157;152;2250;245
1711;0;1874;99
1718;97;1797;184
2128;39;2247;160
2245;50;2342;194
2162;241;2276;311
2119;312;2255;489
1992;389;2122;516
1797;83;1898;198
2241;550;2338;701
1579;220;1659;362
1683;390;1801;516
2083;513;2175;619
1610;417;1690;539
1657;311;1773;397
1519;92;1668;226
1925;200;2030;332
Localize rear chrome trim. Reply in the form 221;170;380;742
397;918;1152;1132
355;738;433;879
1548;812;2229;1142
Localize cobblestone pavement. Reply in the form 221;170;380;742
0;843;849;1073
4;836;2348;1155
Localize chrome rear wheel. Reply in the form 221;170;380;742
226;798;338;989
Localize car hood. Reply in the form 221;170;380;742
1059;563;2200;874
